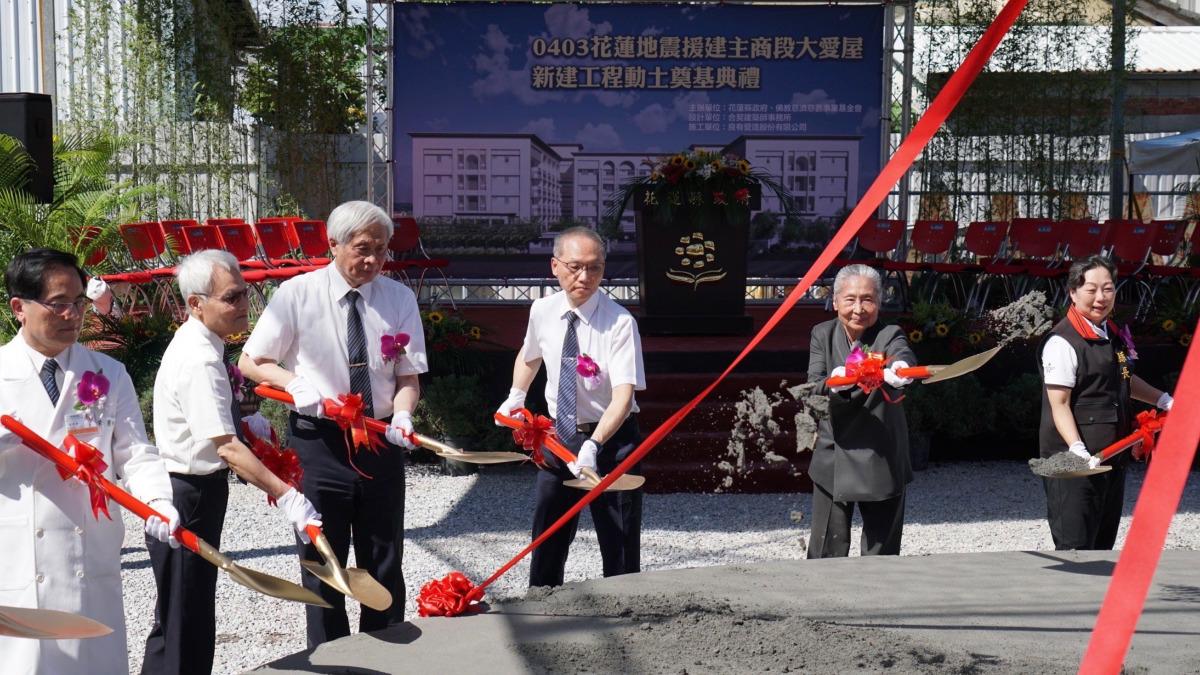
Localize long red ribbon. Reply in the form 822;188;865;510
60;434;112;521
462;0;1032;600
1080;318;1200;673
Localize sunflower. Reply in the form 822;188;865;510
967;331;982;345
1182;333;1193;347
935;323;950;337
1162;319;1177;332
908;329;924;343
710;161;722;173
684;159;696;171
650;171;661;182
669;154;685;166
737;159;751;174
427;311;445;324
469;326;482;340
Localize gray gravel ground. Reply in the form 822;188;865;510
118;461;1200;674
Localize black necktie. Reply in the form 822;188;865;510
345;289;373;414
40;359;60;406
556;312;580;446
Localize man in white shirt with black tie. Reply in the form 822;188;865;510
239;201;427;645
144;250;320;674
496;227;646;587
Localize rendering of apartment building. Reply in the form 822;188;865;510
409;132;861;230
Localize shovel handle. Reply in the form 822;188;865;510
896;366;932;379
306;524;323;544
254;384;440;451
826;375;858;388
0;415;201;553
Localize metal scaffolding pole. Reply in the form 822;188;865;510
365;0;394;212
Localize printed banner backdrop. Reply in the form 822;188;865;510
393;2;885;277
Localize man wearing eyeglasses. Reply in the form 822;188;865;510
0;248;177;674
496;227;646;587
239;201;427;645
143;250;321;674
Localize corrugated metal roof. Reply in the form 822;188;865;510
1129;26;1200;71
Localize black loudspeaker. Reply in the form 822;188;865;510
0;93;54;203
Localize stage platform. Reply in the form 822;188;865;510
255;550;1200;673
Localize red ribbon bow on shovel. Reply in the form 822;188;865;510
1131;410;1169;461
240;421;304;506
503;408;555;466
59;434;112;520
326;393;386;478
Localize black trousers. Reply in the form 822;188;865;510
142;470;229;675
807;481;905;558
289;413;406;647
1043;464;1126;550
529;416;642;588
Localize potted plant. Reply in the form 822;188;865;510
605;150;795;335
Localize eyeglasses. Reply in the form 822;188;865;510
196;288;250;305
553;257;605;277
27;297;91;316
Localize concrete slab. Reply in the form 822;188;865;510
254;550;1200;673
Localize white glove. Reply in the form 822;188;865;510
277;487;322;544
828;366;855;393
567;438;600;478
1157;392;1173;412
145;499;180;549
884;360;914;388
86;278;114;316
242;412;273;440
385;410;416;449
495;387;527;425
285;377;325;417
1068;441;1101;469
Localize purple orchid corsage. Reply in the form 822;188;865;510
576;354;602;391
382;333;410;364
227;362;245;402
1118;324;1138;361
74;370;110;415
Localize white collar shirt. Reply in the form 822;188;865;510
153;317;235;474
521;290;645;423
242;265;428;419
14;334;69;399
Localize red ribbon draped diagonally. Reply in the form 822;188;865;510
241;421;304;506
417;0;1035;615
60;434;112;521
1080;320;1200;674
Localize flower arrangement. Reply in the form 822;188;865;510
899;301;990;360
420;308;488;377
381;333;410;364
576;354;601;391
604;149;796;231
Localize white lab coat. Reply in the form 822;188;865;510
0;336;172;675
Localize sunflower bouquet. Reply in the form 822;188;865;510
421;308;485;376
603;149;795;231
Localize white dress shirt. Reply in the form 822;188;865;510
1042;316;1108;388
522;290;645;423
153;317;236;475
242;264;428;419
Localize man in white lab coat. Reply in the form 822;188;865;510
0;248;178;674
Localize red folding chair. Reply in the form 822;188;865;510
1060;219;1112;260
253;220;307;267
958;221;1015;315
882;220;961;305
383;216;454;306
1107;220;1159;319
110;222;179;312
182;224;225;253
291;220;331;265
998;218;1065;301
160;219;199;257
205;217;246;227
76;225;108;268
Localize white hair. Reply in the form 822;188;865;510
326;200;394;245
553;226;606;260
833;264;883;298
175;249;240;302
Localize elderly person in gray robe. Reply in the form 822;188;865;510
806;264;917;558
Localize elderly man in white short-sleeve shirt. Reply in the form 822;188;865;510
144;250;321;674
496;227;646;588
239;201;427;646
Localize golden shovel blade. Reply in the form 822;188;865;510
922;345;1002;384
1048;466;1113;478
0;606;112;640
563;467;646;492
417;436;528;464
194;538;331;608
302;532;393;612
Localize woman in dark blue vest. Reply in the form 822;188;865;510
1038;255;1175;550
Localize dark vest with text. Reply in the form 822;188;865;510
1037;317;1133;460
